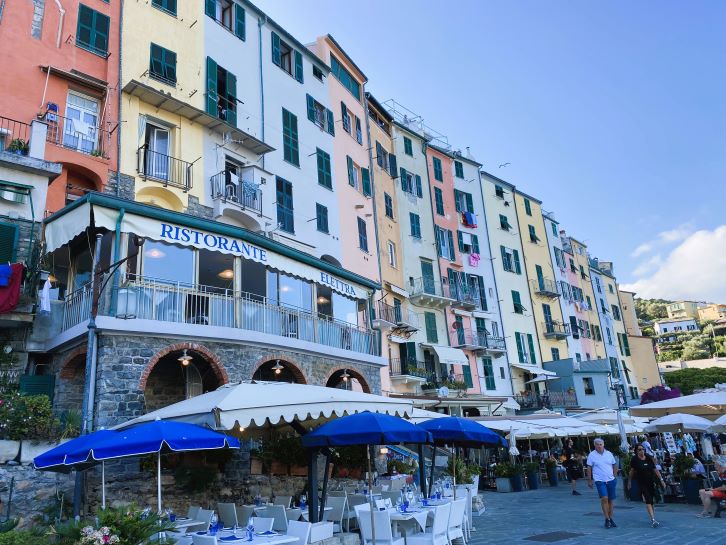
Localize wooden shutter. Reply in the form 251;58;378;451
234;3;246;40
294;50;304;82
446;230;455;260
226;71;237;126
472;234;480;254
347;156;354;186
271;31;281;66
388;153;398;178
500;246;508;270
361;168;371;196
513;249;521;274
205;0;216;17
306;94;316;122
465;192;474;212
325;108;335;135
527;334;537;364
424;312;438;344
457;230;464;252
415;174;422;197
0;223;18;262
206;56;218;116
515;333;525;362
462;366;473;389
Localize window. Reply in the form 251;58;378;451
282;108;299;166
553;247;565;268
375;141;389;171
528;225;539;243
593;325;602;342
454;160;464;178
206;1;245;39
609;284;614;294
315;148;332;189
500;246;521;274
551;221;558;237
612;305;621;321
569;258;576;273
341;102;351;133
609;357;620;379
434;187;445;215
206;57;237;125
387;241;397;268
409;213;421;238
149;43;177;85
152;0;177;16
64;91;99;154
355;117;363;145
551;347;560;360
424;312;438;343
357;217;368;252
495;185;505;198
436;227;455;260
576;353;582;362
481;357;495;390
400;168;422;197
457;231;479;255
586;295;592;308
315;203;328;233
515;332;527;363
330;55;360;99
347;156;360;188
524;198;532;216
454;190;474;213
432;157;443;181
384;193;394;219
272;31;303;82
594;277;602;293
582;377;595;395
500;367;505;379
403;136;413;156
606;327;613;345
569;316;580;339
580;265;587;280
0;222;18;262
276;177;294;233
499;214;512;231
306;95;335;135
512;290;525;314
76;4;110;56
313;65;324;80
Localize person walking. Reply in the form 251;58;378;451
628;443;665;527
586;438;618;528
565;452;584;495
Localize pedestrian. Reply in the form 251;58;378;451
628;442;665;527
641;435;655;457
697;457;726;518
586;438;618;528
564;452;583;495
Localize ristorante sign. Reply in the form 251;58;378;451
160;223;269;264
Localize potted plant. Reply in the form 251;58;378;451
620;453;638;501
420;382;438;395
493;461;515;493
510;463;525;492
544;457;559;487
673;453;701;504
524;461;540;490
443;380;468;394
7;138;29;155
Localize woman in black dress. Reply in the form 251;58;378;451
628;442;666;528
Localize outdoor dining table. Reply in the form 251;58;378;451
170;517;208;530
189;529;298;544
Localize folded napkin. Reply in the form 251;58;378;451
220;537;243;542
255;531;278;536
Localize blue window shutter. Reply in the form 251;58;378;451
472;235;480;254
415;174;422;197
234;4;246;40
457;230;464;252
527;334;537;364
225;71;237;126
306;94;316;122
389;153;398;178
325;108;335;135
271;31;281;66
206;56;218;116
205;0;215;17
347;156;354;186
447;230;455;260
294;50;304;82
361;168;371;196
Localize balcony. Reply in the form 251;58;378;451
451;328;487;350
0;116;30;153
61;275;380;356
449;285;481;311
372;302;419;333
211;166;268;228
542;321;570;340
514;391;578;410
530;278;560;298
409;277;455;309
45;112;111;159
137;145;193;192
482;335;507;354
389;358;430;383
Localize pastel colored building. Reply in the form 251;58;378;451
666;301;700;321
698;303;726;322
619;289;662;392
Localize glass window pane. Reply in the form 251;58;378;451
142;240;194;285
241;259;266;300
333;292;357;325
317;285;332;317
73;249;92;290
197;248;234;291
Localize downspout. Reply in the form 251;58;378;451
53;0;65;49
27;189;35;273
257;15;266;170
116;0;124;196
109;208;125;315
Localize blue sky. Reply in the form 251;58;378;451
255;0;726;301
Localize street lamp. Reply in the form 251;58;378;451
272;360;284;375
178;349;192;366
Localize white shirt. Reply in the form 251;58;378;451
587;449;616;482
642;440;654;457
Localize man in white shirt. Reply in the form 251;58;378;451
587;438;618;529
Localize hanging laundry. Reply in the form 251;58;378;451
39;278;52;314
0;264;11;287
468;253;480;267
0;263;23;314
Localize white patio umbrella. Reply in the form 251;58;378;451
711;413;726;433
407;408;448;424
630;391;726;417
508;427;520;456
644;413;715;433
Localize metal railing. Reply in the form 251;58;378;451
409;277;453;299
0;115;31;153
395;307;420;330
483;335;507;351
449;284;481;309
137;145;193;191
389;358;430;379
87;274;379;356
44;111;111;158
62;284;92;330
210;170;262;214
542;321;570;338
514;391;578;410
530;278;560;297
372;301;397;324
450;328;485;348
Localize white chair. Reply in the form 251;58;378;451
287;520;312;545
266;505;288;532
250;516;274;532
236;505;255;527
447;499;467;545
217;503;237;528
192;536;217;545
407;503;451;545
381;491;400;506
323;496;347;533
346;494;369;530
187;509;214;533
375;499;386;510
274;495;293;508
359;509;404;545
187;506;202;520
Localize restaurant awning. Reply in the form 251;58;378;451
630;390;726;417
426;345;469;366
510;363;557;376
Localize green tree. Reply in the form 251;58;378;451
681;335;712;361
663;367;726;395
634;298;671;323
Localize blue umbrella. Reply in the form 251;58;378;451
302;411;432;447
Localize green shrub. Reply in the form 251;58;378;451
523;461;540;474
173;465;218;493
0;531;42;545
96;505;176;545
494;461;519;478
0;393;59;441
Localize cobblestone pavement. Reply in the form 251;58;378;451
470;483;719;544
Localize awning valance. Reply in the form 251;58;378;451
510;363;557;376
427;345;469;366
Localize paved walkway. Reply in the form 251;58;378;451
470;482;721;544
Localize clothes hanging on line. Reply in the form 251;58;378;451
39;278;52;314
0;263;23;314
0;264;12;287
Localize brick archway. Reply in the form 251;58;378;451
59;346;87;379
251;354;308;384
139;342;228;390
324;366;371;393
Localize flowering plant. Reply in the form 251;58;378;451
78;526;120;545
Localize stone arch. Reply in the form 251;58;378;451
59;346;87;379
139;342;228;390
136;186;185;212
324;366;371;393
251;355;308;384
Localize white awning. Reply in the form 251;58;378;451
387;283;409;298
510;363;557;376
427;345;470;366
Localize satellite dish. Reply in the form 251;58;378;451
438;386;450;398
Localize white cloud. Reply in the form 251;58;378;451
631;254;662;277
631;243;653;258
621;226;726;301
630;223;694;257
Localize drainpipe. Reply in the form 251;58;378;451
257;15;266;170
115;0;124;196
108;208;125;315
53;0;65;49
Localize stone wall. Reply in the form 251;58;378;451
185;195;214;219
104;172;136;200
0;215;40;266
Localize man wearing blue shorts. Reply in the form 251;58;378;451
586;438;618;529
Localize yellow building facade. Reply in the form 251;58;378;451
666;301;700;321
569;238;607;358
619;289;662;391
698;304;726;322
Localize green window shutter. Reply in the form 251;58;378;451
388;154;398;178
77;5;109;55
234;3;246;40
524;198;532;216
316;203;328;233
424;312;438;344
623;334;631;356
446;230;455;260
472;235;480;254
361;168;371;196
165;49;177;83
434;188;444;215
515;333;525;362
316;148;332;189
226;71;237;126
512;290;521;308
500;246;508;270
457;230;464;252
150;43;163;79
206;56;218;116
306;94;316;122
294;50;304;82
271;31;281;66
347;156;354;186
551;221;558;236
454;190;462;213
415;174;422;197
326;109;335;135
0;222;18;262
512;249;521;274
432;157;443;181
454;160;464;178
465;193;474;213
462;366;473;389
282;108;299;166
527;334;537;364
205;0;215;17
404;136;413;155
19;375;56;403
152;0;177;15
483;357;495;390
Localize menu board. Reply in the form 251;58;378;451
663;432;679;454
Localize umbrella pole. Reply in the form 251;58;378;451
528;439;532;461
157;451;162;514
546;438;550;454
102;461;106;510
367;446;376;545
428;445;435;498
452;446;457;500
